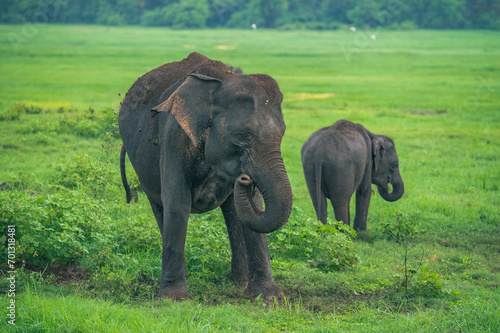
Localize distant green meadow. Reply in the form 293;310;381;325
0;25;499;331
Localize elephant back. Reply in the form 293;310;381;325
120;52;234;117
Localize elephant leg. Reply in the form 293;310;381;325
224;189;281;299
221;194;249;287
353;180;371;232
332;198;350;226
325;174;353;226
243;229;282;300
149;199;164;236
157;180;193;300
304;171;328;224
316;192;328;224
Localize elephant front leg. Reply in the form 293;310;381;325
157;194;193;300
222;192;281;299
221;194;249;287
244;229;282;300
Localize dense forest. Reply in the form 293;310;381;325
1;0;499;30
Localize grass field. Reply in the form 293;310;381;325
0;25;499;332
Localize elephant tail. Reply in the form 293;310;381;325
120;144;138;203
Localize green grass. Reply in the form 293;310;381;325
1;25;499;331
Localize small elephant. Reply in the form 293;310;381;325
301;120;404;231
119;52;293;300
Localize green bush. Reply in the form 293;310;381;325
269;208;358;272
0;103;44;121
88;253;158;302
51;155;116;194
58;107;116;138
0;191;113;267
185;211;232;280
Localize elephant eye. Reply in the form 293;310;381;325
233;131;254;146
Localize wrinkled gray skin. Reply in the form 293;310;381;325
301;120;404;231
119;52;293;300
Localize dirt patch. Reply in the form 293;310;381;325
214;45;236;50
25;263;91;284
286;93;335;102
408;109;447;115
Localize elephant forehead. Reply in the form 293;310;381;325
221;76;268;101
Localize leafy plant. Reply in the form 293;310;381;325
57;107;116;138
88;253;158;302
269;208;358;272
185;211;232;280
50;154;118;199
381;213;444;299
0;191;113;267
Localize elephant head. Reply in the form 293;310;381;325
152;72;293;234
371;135;404;202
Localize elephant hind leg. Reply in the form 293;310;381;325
304;173;328;223
315;192;328;224
331;198;351;226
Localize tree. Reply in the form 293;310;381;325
322;0;356;24
260;0;288;27
226;0;287;28
422;0;466;29
346;0;381;27
463;0;500;29
206;0;242;27
164;0;210;28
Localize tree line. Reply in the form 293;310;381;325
1;0;499;30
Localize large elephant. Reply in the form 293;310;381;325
119;52;293;300
301;120;404;231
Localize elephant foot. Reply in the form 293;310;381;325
232;275;249;288
231;268;249;287
157;286;193;301
245;278;283;300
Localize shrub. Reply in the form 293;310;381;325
185;211;232;280
50;154;119;200
381;213;445;299
58;107;116;138
0;191;113;267
0;103;44;121
269;208;358;272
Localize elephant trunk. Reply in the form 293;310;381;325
233;151;293;234
377;171;404;202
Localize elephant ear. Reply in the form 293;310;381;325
152;74;221;147
372;136;385;173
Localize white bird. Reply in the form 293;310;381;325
251;24;257;30
349;27;356;32
371;35;376;41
